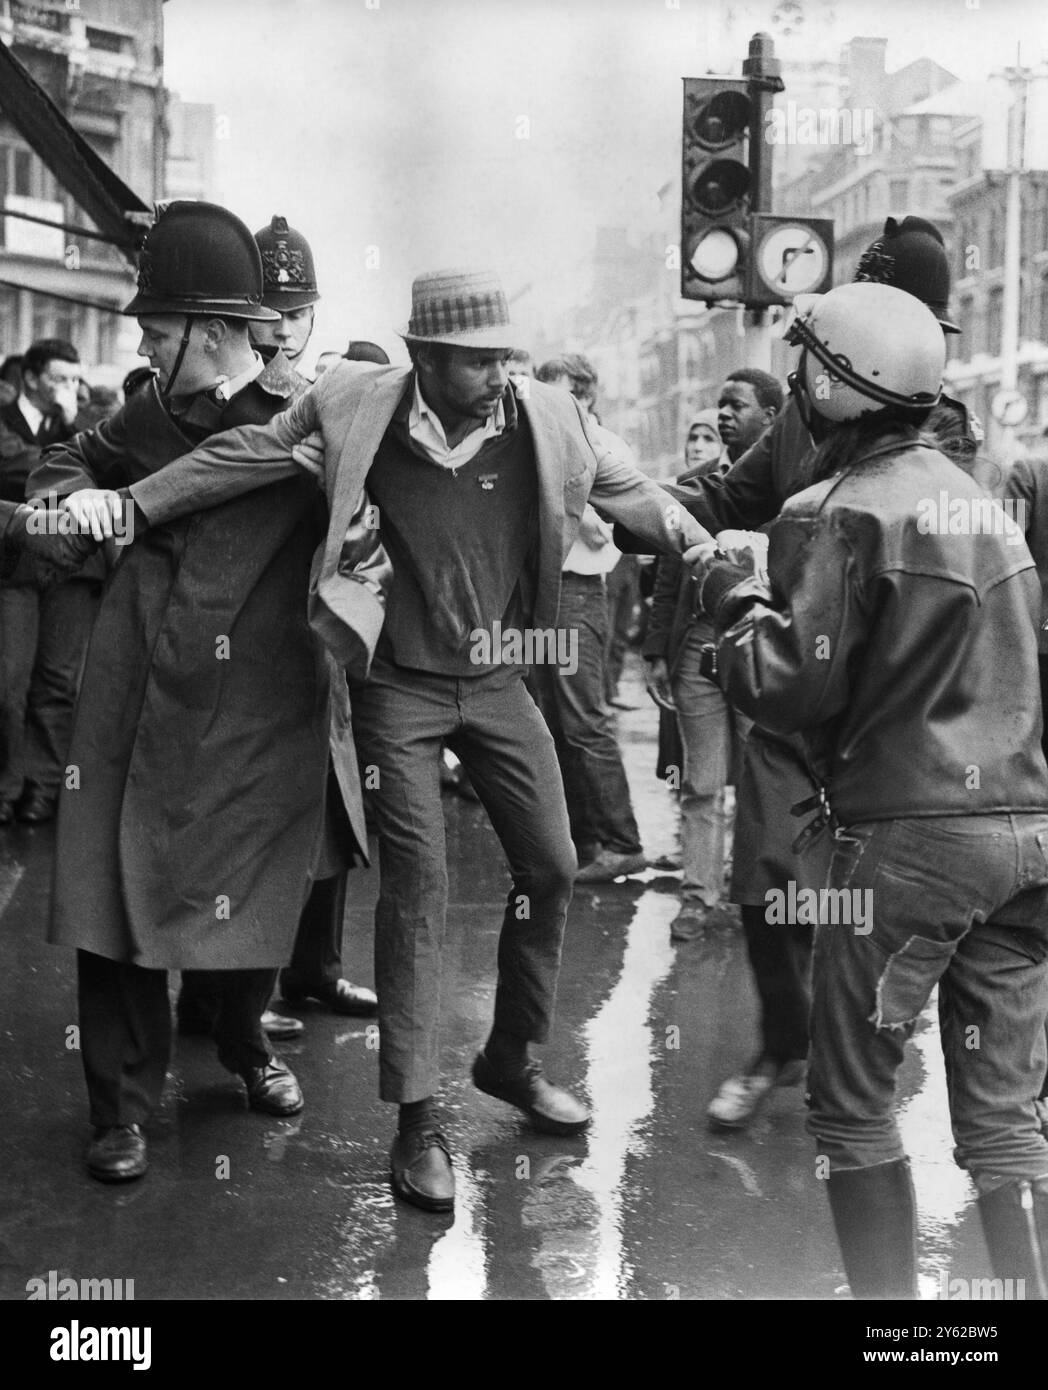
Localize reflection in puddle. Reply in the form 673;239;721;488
530;889;678;1299
897;990;975;1299
426;1156;486;1299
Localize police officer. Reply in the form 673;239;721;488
251;215;378;1024
696;281;1048;1300
32;202;385;1182
250;215;320;371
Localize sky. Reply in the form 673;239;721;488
162;0;1048;371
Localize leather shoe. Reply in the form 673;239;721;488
0;800;14;826
86;1124;148;1182
472;1052;591;1135
239;1056;304;1115
390;1129;455;1212
280;977;378;1016
574;850;647;883
16;785;56;824
261;1009;304;1040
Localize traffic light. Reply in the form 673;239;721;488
681;77;754;303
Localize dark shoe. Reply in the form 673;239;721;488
670;903;712;941
574;850;647;883
281;978;378;1016
15;785;56;823
261;1009;304;1040
472;1051;591;1136
650;851;682;871
86;1124;148;1183
390;1129;455;1212
976;1178;1048;1299
826;1159;919;1300
239;1056;304;1115
0;800;14;826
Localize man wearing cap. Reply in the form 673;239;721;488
617;214;985;1135
32;201;387;1183
69;266;714;1212
176;214;378;1040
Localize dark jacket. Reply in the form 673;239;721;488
0;397;70;503
701;438;1048;824
1003;454;1048;655
28;352;371;970
642;459;730;672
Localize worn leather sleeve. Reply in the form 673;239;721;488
711;510;870;736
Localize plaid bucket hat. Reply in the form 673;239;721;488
399;268;517;349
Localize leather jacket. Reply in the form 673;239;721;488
699;436;1048;824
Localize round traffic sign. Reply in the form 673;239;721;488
756;222;830;297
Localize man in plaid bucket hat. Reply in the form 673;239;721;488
68;266;716;1213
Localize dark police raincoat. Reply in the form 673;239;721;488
29;352;367;969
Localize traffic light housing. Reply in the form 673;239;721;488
681;77;753;303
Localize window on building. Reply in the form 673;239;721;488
0;286;20;358
930;117;953;146
85;27;132;56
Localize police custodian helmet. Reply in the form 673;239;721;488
124;201;279;322
254;216;320;311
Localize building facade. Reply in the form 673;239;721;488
0;0;166;374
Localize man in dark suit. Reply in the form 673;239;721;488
0;339;100;825
65;267;715;1213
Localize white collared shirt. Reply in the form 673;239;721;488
17;393;45;438
408;376;505;469
213;353;265;403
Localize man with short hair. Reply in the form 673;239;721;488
0;338;101;825
33;202;386;1184
70;267;715;1212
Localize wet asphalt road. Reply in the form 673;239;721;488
0;657;994;1302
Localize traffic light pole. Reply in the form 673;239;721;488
742;33;783;371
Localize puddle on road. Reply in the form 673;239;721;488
897;989;976;1299
523;888;678;1300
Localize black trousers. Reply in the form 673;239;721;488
740;904;812;1066
178;873;347;1023
78;950;274;1128
281;872;347;992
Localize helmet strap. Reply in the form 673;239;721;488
161;316;195;402
787;364;830;443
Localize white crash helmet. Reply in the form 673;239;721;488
785;281;945;423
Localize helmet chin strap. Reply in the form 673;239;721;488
160;316;195;402
788;356;832;445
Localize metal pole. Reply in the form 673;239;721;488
999;66;1025;460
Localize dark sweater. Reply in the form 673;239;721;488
367;399;539;675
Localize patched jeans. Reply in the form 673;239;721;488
808;815;1048;1187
